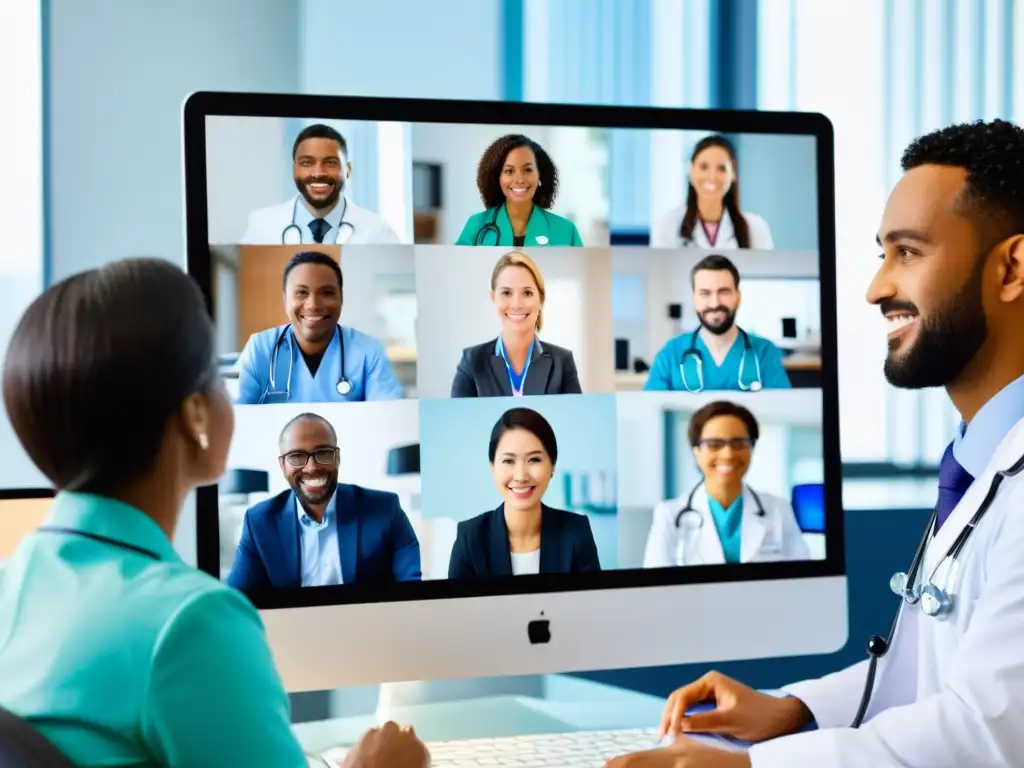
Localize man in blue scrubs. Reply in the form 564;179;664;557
235;251;404;404
643;254;791;392
227;412;422;589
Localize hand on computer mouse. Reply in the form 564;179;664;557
603;735;751;768
342;721;429;768
659;671;812;742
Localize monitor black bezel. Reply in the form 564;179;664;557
182;91;845;610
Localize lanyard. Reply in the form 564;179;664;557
497;337;534;397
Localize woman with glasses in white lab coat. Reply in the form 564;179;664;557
650;134;774;250
643;400;809;567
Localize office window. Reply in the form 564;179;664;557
757;0;1017;466
523;0;711;237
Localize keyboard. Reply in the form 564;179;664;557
322;727;662;766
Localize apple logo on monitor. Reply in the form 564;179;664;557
527;612;551;645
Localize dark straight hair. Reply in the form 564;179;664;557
2;258;219;495
488;407;559;465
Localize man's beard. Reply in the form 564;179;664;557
698;306;736;335
295;175;342;211
883;258;987;389
291;472;339;507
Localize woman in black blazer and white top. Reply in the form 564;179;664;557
448;407;601;579
450;251;582;398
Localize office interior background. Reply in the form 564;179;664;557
1;0;1021;721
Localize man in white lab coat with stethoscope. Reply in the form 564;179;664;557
240;123;400;245
606;119;1024;768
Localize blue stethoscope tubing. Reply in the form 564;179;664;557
680;327;763;392
851;447;1024;728
281;196;353;244
674;479;765;528
473;204;552;246
260;324;352;403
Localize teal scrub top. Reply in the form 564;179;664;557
707;494;743;563
455;205;583;247
643;329;792;392
0;492;309;768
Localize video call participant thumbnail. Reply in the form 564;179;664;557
456;134;583;248
227;412;422;589
452;251;582;398
644;254;791;392
235;251;403;405
650;133;775;250
643;400;810;567
241;123;400;246
448;407;601;579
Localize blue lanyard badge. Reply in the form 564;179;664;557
497;337;534;397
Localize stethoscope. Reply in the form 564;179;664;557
474;204;552;246
680;327;763;393
850;447;1024;729
36;526;160;561
261;324;352;404
281;196;354;245
673;480;766;565
674;480;766;528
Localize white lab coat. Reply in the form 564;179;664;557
748;414;1024;767
643;484;810;566
240;196;401;245
649;206;774;250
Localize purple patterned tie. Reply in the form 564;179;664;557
935;441;974;532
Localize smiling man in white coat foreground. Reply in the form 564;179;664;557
605;119;1024;768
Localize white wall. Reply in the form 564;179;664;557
227;400;420;497
610;247;820;363
339;245;417;349
205;116;292;245
0;1;46;491
616;389;824;510
205;116;412;245
47;0;301;280
297;0;501;102
414;246;615;398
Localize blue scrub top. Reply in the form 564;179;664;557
0;492;308;767
643;329;791;392
236;323;404;405
708;494;743;563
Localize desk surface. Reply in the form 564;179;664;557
292;676;665;755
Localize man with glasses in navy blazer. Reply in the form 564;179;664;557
227;412;422;589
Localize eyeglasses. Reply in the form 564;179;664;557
281;448;339;468
698;438;754;452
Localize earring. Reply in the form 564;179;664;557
198;432;209;451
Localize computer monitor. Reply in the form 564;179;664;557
0;492;54;560
182;93;847;693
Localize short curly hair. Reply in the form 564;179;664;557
476;134;559;210
901;119;1024;248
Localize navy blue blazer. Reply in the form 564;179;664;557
227;485;422;589
448;503;601;579
451;337;582;398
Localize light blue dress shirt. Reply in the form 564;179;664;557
707;494;744;563
300;195;345;242
298;493;343;587
953;372;1024;478
236;323;404;405
0;492;308;767
643;329;792;392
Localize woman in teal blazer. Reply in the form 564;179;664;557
456;133;583;248
0;259;428;767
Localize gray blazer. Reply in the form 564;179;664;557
451;337;583;398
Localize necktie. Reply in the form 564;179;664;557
309;218;330;243
934;441;974;532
